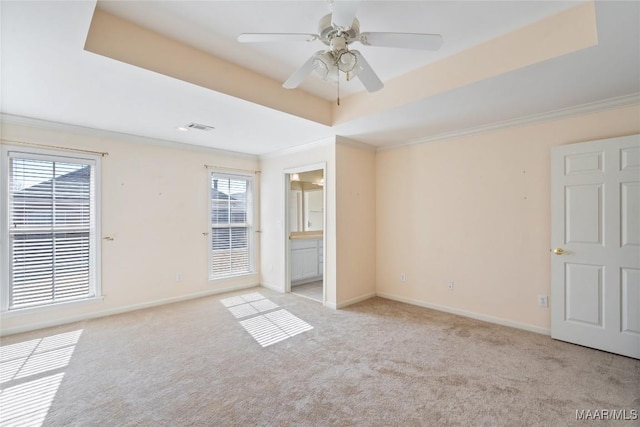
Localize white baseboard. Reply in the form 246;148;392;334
291;276;323;286
333;292;377;310
3;286;550;337
1;283;259;337
259;282;284;293
376;292;551;336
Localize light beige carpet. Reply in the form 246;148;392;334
1;287;638;426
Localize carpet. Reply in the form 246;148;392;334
1;287;638;426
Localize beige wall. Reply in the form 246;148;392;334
3;104;638;335
375;105;640;332
259;139;337;305
0;122;259;335
335;140;376;306
260;138;377;309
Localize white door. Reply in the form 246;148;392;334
551;134;640;359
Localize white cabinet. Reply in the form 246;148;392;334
290;249;305;281
300;248;318;278
290;238;323;284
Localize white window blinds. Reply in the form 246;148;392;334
6;152;98;310
210;173;253;279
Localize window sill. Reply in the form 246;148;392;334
1;296;105;318
209;272;258;282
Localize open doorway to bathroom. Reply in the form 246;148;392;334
285;165;325;304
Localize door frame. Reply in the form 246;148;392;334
283;162;326;304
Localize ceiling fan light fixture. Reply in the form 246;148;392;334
325;66;340;83
337;50;357;72
313;51;339;82
239;2;441;93
312;51;329;77
346;63;363;81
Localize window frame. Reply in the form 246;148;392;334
0;145;102;313
208;170;255;281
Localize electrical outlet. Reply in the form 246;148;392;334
400;273;407;282
538;295;548;308
447;281;454;291
176;272;183;282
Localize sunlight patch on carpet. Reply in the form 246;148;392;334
240;309;313;347
250;298;279;312
228;303;259;318
219;296;246;308
0;373;64;427
222;292;280;319
221;293;313;347
264;310;313;336
239;315;289;347
220;292;265;307
0;329;83;427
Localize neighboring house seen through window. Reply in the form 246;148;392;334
1;147;100;311
209;172;253;279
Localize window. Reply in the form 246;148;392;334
1;148;100;311
209;172;254;279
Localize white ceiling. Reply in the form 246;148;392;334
1;1;639;156
96;0;579;100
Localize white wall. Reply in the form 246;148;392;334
259;138;378;309
375;104;640;332
259;139;337;305
0;121;260;335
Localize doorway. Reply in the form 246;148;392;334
284;164;326;304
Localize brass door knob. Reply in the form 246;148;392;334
553;248;565;255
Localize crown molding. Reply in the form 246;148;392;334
4;92;637;159
0;114;259;160
259;135;337;160
336;135;377;152
380;93;640;151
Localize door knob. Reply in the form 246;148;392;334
553;248;565;255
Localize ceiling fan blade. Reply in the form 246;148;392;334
331;0;360;30
283;51;323;89
238;33;318;43
353;51;383;92
360;32;443;50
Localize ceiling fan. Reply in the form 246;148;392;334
238;0;443;95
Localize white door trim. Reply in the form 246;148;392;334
283;163;326;305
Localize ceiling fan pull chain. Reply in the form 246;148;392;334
337;70;340;106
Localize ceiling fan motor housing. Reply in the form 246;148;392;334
318;14;360;45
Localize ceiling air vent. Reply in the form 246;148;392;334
185;122;215;131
